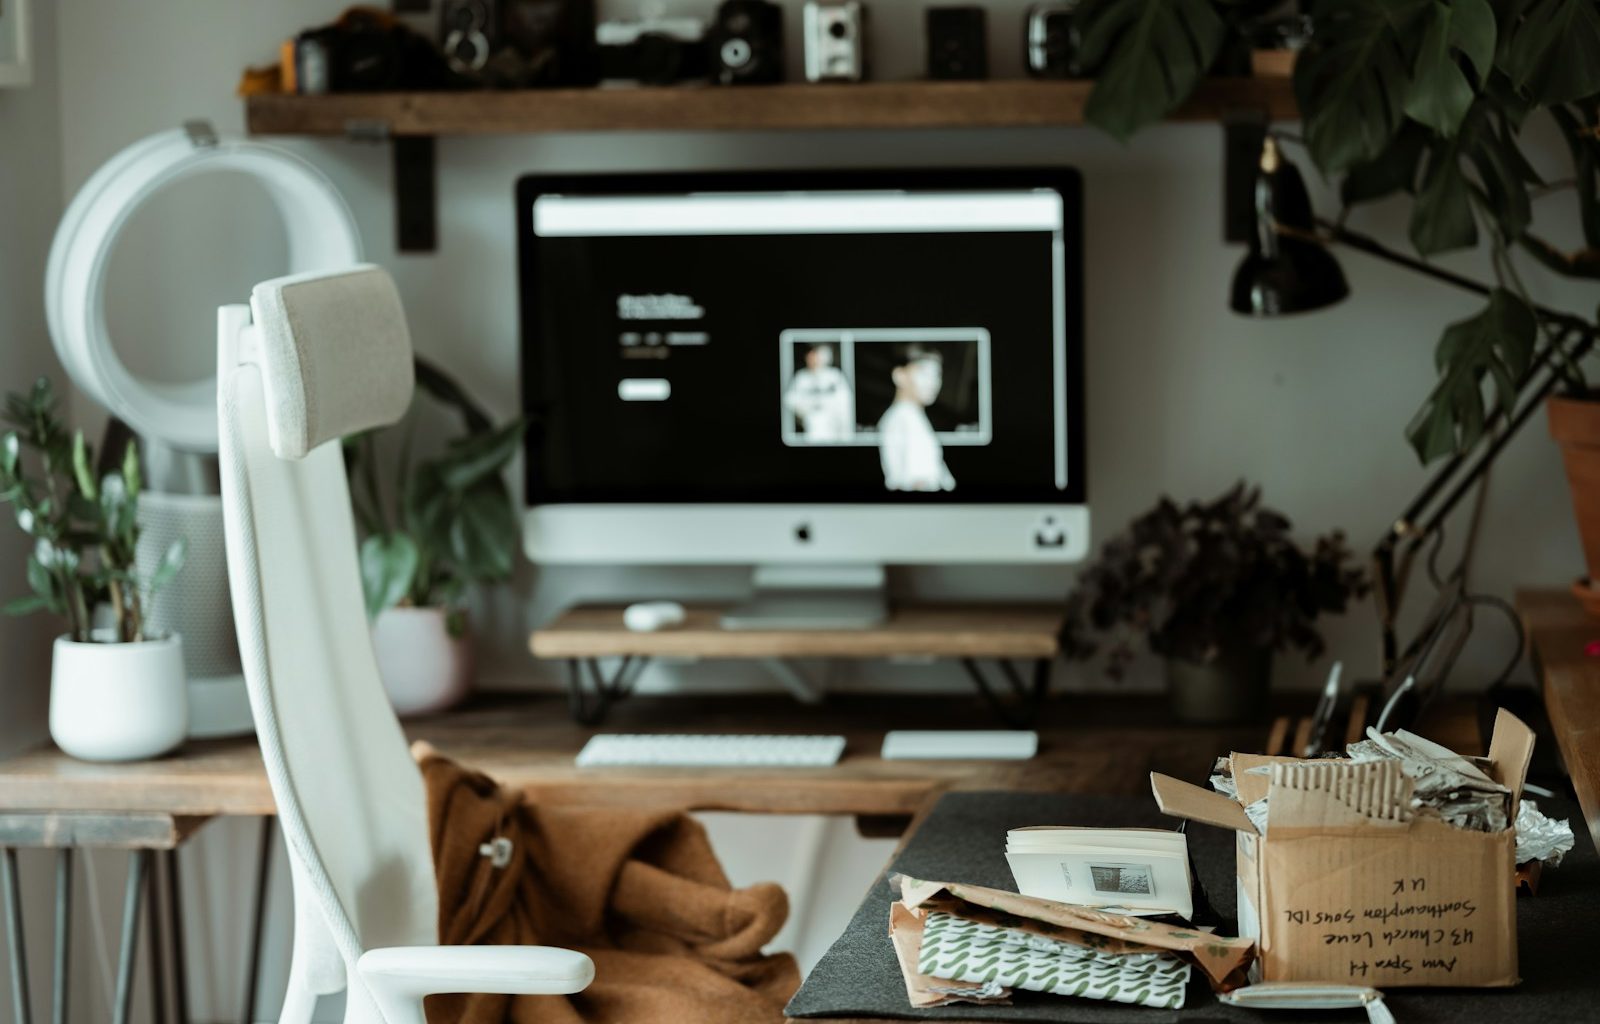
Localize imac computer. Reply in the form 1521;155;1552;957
517;168;1086;628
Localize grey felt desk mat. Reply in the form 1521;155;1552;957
786;790;1600;1023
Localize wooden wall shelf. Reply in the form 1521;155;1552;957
245;77;1297;137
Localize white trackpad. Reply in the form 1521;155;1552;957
881;730;1038;760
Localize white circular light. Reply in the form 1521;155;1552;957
46;127;361;452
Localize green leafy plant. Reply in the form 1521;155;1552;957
1078;0;1600;464
347;359;525;628
1061;483;1368;677
0;377;186;643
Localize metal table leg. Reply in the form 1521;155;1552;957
2;847;30;1024
147;849;167;1024
959;657;1053;728
565;656;650;725
164;849;189;1024
114;851;149;1024
52;850;71;1024
241;817;274;1024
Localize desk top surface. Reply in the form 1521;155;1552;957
790;789;1600;1024
0;694;1266;818
529;604;1065;660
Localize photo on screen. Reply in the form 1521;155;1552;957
778;328;991;448
779;339;858;445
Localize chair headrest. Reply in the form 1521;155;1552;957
248;265;414;459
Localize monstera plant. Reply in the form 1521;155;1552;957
1077;0;1600;597
345;359;526;715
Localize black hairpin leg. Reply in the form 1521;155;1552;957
565;656;651;725
959;657;1052;728
241;817;275;1024
2;847;29;1024
147;849;167;1024
163;849;190;1024
52;850;70;1024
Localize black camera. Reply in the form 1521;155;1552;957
1024;1;1085;79
293;9;452;93
439;0;599;87
597;16;711;85
708;0;785;85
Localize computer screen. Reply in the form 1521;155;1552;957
517;169;1084;507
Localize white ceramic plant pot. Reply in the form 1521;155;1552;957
372;607;474;717
50;634;188;762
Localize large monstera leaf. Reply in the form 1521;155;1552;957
1501;0;1600;105
1406;288;1537;462
1079;0;1229;141
1295;0;1433;175
1403;0;1496;136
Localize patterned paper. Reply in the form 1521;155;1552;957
916;910;1191;1009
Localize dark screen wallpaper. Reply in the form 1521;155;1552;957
523;228;1081;504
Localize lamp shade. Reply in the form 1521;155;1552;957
1230;137;1348;316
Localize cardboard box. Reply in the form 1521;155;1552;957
1151;709;1535;988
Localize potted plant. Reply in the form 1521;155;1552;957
346;360;526;716
0;377;188;761
1076;1;1600;605
1061;484;1367;723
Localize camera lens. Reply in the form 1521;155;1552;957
828;20;848;38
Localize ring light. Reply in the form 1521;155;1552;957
46;125;361;452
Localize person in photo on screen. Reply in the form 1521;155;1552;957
783;343;854;442
878;345;955;492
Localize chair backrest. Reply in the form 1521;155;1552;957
218;266;435;987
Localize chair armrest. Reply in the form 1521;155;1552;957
358;945;594;1024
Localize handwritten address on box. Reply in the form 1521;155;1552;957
1281;876;1481;980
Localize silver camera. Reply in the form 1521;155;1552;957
803;1;866;82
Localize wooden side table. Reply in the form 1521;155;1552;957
1517;588;1600;850
0;812;209;1024
529;603;1066;726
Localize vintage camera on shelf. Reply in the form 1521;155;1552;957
438;0;600;87
597;16;711;86
803;0;866;83
289;8;453;94
1024;1;1085;79
925;6;987;80
708;0;785;85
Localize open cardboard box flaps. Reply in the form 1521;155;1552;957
1150;709;1536;988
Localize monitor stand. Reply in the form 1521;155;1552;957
721;564;888;630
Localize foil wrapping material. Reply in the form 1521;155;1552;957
1515;799;1576;867
1211;731;1576;865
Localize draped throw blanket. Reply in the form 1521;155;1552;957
416;743;801;1023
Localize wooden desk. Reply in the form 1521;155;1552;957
1517;588;1600;849
0;694;1260;821
0;691;1476;1024
530;604;1066;725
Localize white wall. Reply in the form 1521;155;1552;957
22;0;1597;1020
0;0;70;1018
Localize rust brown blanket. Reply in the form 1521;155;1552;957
416;743;800;1024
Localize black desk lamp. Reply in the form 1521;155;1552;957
1226;129;1598;703
1231;136;1348;316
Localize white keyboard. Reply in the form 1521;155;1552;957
575;734;846;768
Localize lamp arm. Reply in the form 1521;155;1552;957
1294;216;1599;673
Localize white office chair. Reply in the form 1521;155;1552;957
217;265;594;1024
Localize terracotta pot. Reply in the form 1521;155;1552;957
371;607;474;716
1164;646;1272;725
1546;396;1600;615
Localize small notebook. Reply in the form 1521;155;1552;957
1005;826;1194;920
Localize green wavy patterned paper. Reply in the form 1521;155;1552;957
917;911;1190;1009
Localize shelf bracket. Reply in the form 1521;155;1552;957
342;118;437;254
1222;110;1269;245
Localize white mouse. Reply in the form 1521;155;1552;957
623;600;687;632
